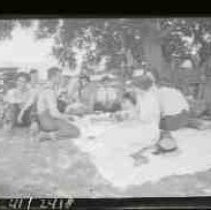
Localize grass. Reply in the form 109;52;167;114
0;127;211;197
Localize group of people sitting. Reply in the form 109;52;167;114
2;67;81;140
0;65;207;156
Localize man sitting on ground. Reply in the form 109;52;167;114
157;78;190;131
4;72;35;130
36;67;80;141
155;78;190;154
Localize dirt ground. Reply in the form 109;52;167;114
0;127;211;198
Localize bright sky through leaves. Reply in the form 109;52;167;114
0;22;58;79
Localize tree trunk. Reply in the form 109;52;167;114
141;20;171;80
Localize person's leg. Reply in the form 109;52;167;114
4;103;20;128
54;119;80;139
158;115;181;154
38;110;80;140
153;130;178;155
38;110;59;132
160;111;189;131
21;106;33;127
37;111;59;141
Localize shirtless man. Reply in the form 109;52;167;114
37;67;80;140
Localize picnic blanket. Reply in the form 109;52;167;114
73;118;211;190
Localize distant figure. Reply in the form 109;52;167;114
64;75;98;115
4;72;35;129
79;75;97;112
29;69;40;88
114;92;137;121
202;76;211;116
67;76;80;104
57;74;71;113
36;67;80;140
94;76;121;113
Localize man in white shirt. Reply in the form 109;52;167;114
158;79;190;131
4;72;35;129
36;67;80;140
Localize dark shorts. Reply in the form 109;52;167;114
160;110;189;131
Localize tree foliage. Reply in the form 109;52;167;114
1;18;211;78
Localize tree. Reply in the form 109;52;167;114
0;20;33;40
2;18;211;81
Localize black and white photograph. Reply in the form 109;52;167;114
1;18;211;198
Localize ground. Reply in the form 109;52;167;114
0;127;211;198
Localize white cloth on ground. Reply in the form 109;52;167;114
75;125;211;189
73;86;161;189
